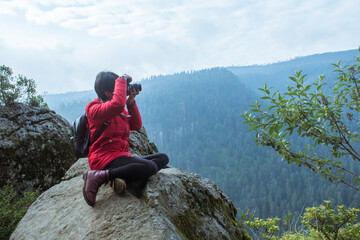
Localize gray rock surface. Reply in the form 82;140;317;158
128;126;159;157
0;103;76;194
11;159;249;240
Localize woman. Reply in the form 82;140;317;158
83;71;169;207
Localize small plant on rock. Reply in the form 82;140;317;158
0;185;40;239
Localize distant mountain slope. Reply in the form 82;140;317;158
44;90;95;123
227;49;358;93
45;90;95;107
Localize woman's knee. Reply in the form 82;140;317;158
158;153;169;164
145;160;158;175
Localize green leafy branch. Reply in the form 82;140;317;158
243;50;360;191
0;65;48;107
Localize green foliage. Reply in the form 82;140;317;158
301;200;360;240
244;201;359;240
0;185;40;239
245;217;281;239
283;212;293;233
0;65;48;107
243;49;360;191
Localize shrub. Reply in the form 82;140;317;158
0;185;40;239
243;200;360;240
0;65;48;107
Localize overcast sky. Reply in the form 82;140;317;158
0;0;359;94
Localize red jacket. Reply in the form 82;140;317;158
85;77;142;170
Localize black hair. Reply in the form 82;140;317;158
94;71;119;101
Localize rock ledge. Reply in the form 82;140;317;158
11;159;249;240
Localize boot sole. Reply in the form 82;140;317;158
83;171;94;207
112;178;127;195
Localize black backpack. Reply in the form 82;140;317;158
70;113;109;158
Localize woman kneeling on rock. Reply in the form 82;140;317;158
83;71;169;207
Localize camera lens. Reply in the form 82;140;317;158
127;83;142;96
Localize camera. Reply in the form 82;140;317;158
121;75;142;96
127;83;142;96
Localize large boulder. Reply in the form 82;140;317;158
0;103;76;194
11;159;250;240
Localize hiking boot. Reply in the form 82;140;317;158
109;178;127;195
83;170;109;207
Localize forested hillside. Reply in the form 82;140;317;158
45;49;360;221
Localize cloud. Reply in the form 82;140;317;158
0;1;253;40
0;0;359;93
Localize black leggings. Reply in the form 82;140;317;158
104;153;169;182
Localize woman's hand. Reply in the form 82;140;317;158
121;74;132;84
127;88;139;105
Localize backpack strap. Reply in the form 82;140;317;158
89;121;109;146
